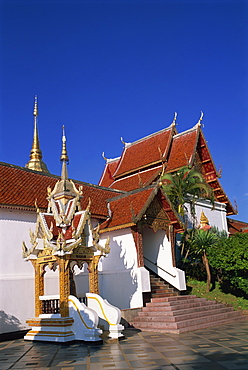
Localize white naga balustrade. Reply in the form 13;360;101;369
25;294;123;342
68;295;102;341
86;293;124;338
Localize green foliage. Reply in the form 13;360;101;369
162;166;214;226
190;228;218;254
209;233;248;271
187;278;248;311
208;233;248;297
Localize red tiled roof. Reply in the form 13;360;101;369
109;167;162;192
98;158;119;187
227;218;248;235
100;186;157;231
166;128;198;172
113;126;174;178
0;162;122;218
99;124;236;216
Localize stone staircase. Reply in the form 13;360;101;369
149;272;179;298
132;295;244;334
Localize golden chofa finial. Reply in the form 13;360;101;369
33;95;38;116
60;126;69;162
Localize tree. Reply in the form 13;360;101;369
161;166;214;229
189;228;218;292
209;232;248;297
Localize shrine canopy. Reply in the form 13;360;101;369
99;119;236;216
21;128;112;260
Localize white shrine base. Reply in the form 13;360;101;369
24;317;75;343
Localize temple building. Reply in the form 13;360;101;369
0;100;238;339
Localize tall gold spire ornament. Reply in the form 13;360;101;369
60;126;69;181
26;96;49;173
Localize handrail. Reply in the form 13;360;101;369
144;256;176;278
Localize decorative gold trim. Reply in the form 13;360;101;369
86;296;115;325
68;299;93;329
100;222;135;233
26;331;74;337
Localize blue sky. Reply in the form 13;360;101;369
0;0;247;221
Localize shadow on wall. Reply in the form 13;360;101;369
0;310;24;334
119;240;138;306
74;238;138;309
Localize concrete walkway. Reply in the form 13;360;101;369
1;319;248;370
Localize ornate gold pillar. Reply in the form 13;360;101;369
88;255;101;294
59;257;70;317
31;260;44;317
131;226;144;267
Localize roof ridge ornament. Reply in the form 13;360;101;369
120;137;131;147
171;112;177;126
197;111;204;127
25;96;49;173
102;152;107;162
120;137;127;145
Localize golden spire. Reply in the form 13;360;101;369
26;96;49;173
60;126;69;181
199;210;211;229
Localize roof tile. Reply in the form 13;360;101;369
113;127;173;178
0;163;122;218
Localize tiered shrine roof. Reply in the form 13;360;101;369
99;122;235;216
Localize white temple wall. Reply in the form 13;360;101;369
99;228;145;309
194;200;228;232
142;227;186;290
0;209;58;334
74;227;146;309
0;209;35;334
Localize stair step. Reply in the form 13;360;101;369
146;297;208;307
132;311;242;330
135;307;234;322
151;293;178;298
148;271;179;299
151;295;197;302
144;300;217;312
140;303;226;316
133;316;245;334
151;286;174;291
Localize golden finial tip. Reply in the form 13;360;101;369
33;95;38;116
60;126;69;162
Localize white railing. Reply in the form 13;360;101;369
68;295;102;341
86;293;124;338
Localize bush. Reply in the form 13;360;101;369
209;233;248;297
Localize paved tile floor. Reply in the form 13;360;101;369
1;319;248;370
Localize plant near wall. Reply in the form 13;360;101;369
161;166;214;229
208;232;248;297
189;228;218;292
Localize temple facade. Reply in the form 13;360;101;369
0;101;235;338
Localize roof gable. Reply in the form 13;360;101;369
113;125;174;179
100;186;158;232
98;157;120;187
166;126;199;172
